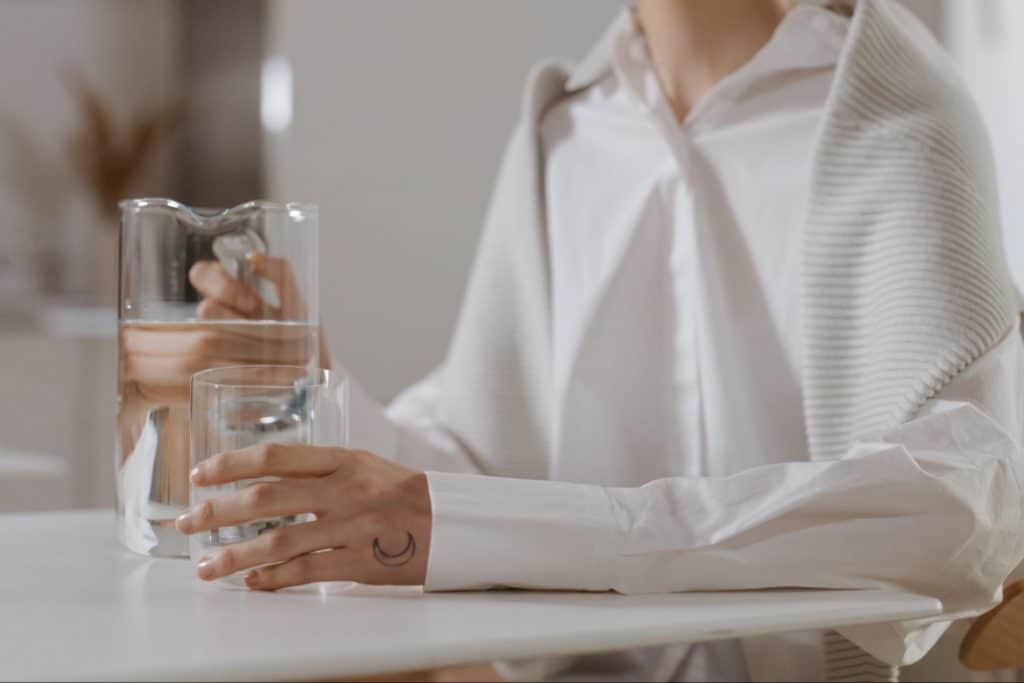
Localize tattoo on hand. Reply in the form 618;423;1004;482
372;532;416;567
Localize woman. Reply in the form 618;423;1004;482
162;0;1024;680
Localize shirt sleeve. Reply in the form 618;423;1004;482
339;363;485;475
423;324;1024;666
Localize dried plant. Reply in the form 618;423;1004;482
62;69;184;225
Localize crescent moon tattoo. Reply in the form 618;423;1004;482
372;532;416;567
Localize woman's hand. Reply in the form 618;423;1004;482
188;252;309;322
175;445;431;590
121;253;330;404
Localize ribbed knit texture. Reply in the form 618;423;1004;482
825;631;900;682
805;1;1018;680
802;0;1017;461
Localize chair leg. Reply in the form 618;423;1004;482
824;630;899;682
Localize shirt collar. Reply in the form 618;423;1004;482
565;9;633;93
565;2;850;95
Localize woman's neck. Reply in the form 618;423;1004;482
635;0;788;122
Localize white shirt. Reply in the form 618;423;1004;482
543;5;846;489
343;5;1024;682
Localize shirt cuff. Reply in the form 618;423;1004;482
423;471;621;592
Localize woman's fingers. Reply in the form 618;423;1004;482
192;448;399;523
121;324;312;362
250;253;306;319
241;518;426;590
191;443;343;486
189;261;262;317
190;255;310;321
120;324;317;402
120;355;236;403
196;517;343;581
196;298;245;320
181;447;432;589
245;548;349;591
176;478;319;534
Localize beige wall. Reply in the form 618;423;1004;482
942;0;1024;292
0;0;180;297
265;0;620;401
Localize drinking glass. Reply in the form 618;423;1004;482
187;365;346;574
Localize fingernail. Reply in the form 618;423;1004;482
244;570;259;588
197;558;215;580
175;511;194;533
189;466;202;484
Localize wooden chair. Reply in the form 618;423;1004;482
960;579;1024;670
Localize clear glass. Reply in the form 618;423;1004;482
117;199;320;557
188;365;347;575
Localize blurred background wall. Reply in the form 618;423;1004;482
944;0;1024;294
0;0;1019;512
0;0;180;299
266;0;620;400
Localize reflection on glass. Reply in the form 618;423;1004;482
188;365;344;578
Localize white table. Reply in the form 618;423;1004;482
2;511;943;681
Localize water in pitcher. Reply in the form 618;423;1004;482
116;319;319;557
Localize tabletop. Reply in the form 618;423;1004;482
1;510;943;681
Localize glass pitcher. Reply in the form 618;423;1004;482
117;199;319;557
